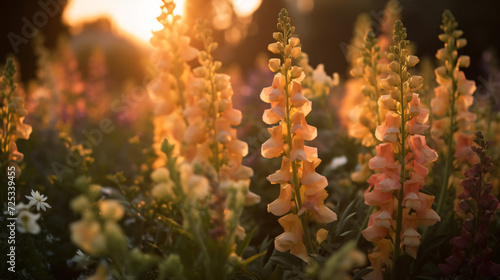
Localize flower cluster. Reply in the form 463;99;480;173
1;58;32;177
431;10;478;216
262;9;337;263
439;131;500;277
347;30;386;149
15;190;51;234
149;0;198;167
297;52;339;100
362;21;440;279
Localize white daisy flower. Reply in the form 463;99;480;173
25;189;51;211
17;210;41;234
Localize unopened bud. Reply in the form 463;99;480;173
409;75;423;90
435;48;447;61
407;55;419;67
388;61;399;72
268;58;281;72
452;30;463;38
438;33;449;42
273;32;282;41
387;73;399;86
291;47;301;58
268;43;280;54
289;37;300;48
458;55;470;68
192;66;207;77
361;85;373;96
284;58;291;70
292;66;302;79
456;38;467;49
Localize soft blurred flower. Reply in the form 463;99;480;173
99;200;124;221
17;210;41;234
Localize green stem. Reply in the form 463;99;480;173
281;28;314;255
392;47;407;280
436;58;458;217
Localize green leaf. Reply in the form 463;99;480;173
269;264;283;280
241;251;267;267
236;227;258;256
353;268;373;280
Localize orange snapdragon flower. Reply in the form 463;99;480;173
262;9;336;262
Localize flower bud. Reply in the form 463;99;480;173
198;98;209;110
361;85;373;96
268;58;281;72
209;42;218;53
458;55;470;68
268;43;281;54
289;37;300;48
379;95;396;110
436;48;447;61
388;61;400;72
332;73;339;86
435;66;447;78
379;78;391;90
213;61;222;71
285;45;292;56
456;38;467;49
350;66;363;78
291;47;301;58
192;66;207;77
409;75;423;90
407;55;419;67
387;73;399;86
291;66;302;79
438;33;449;42
405;91;413;102
391;89;400;101
452;30;463;38
284;58;291;70
273;32;282;41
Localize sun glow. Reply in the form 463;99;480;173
63;0;186;44
232;0;262;17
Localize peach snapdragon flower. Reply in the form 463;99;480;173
1;58;32;177
148;0;198;168
262;9;336;263
362;21;439;279
431;10;478;217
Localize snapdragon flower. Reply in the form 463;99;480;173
362;20;439;279
262;9;336;263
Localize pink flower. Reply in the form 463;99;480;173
408;135;438;165
454;133;478;165
262;126;284;158
298;189;337;223
375;111;401;143
268;184;293;216
275;214;310;263
430;84;450;117
292;112;317;141
267;157;291;184
301;160;328;195
369;143;398;170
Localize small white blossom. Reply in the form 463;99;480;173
17;210;41;234
25;189;51;211
67;250;94;268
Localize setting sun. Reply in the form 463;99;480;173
63;0;186;44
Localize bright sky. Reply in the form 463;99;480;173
63;0;262;44
63;0;186;44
